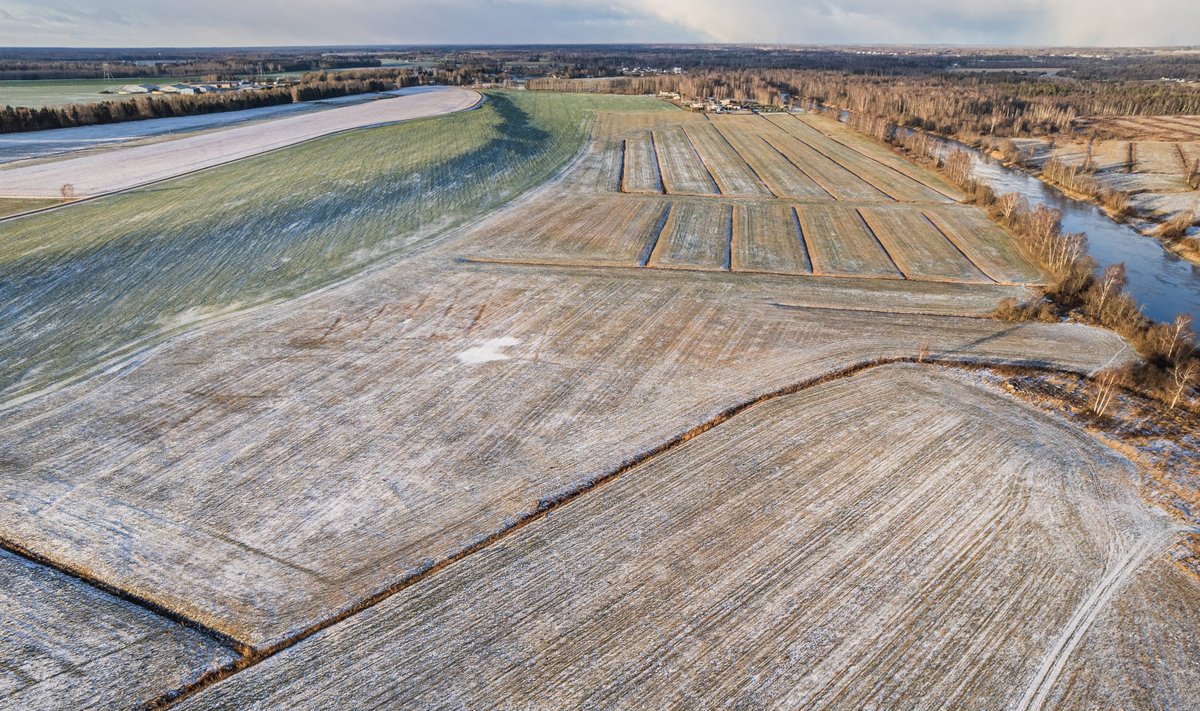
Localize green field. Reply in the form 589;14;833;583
0;90;672;401
0;78;158;108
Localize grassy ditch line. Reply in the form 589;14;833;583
143;352;1143;709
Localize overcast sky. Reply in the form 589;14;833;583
1;0;1198;47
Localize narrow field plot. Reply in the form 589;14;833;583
682;122;773;197
761;129;888;201
1048;142;1092;168
858;205;990;283
654;125;719;195
732;202;811;274
1092;140;1134;172
180;365;1175;710
709;116;830;199
568;138;624;193
1135;140;1189;175
648;201;732;270
924;205;1045;284
0;254;1127;650
1043;558;1200;709
787;112;964;199
769;114;959;203
621;131;663;194
468;195;668;266
798;204;902;278
1080;115;1200;142
590;109;697;139
0;548;235;709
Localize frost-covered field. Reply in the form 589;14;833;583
177;365;1185;710
1;90;1196;709
0;86;480;197
0;90;392;164
0;90;669;401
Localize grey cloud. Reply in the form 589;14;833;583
0;0;1195;46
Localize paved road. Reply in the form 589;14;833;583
0;86;480;198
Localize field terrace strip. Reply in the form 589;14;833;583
653;125;720;195
773;113;966;202
857;205;991;283
2;93;1189;708
466;109;1039;284
681;121;774;197
647;201;733;270
707;116;832;199
732;202;812;274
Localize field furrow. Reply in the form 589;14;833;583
654;125;719;195
760;129;887;201
731;202;811;274
777;113;965;200
858;205;990;283
0;548;236;709
709;116;831;199
648;201;732;270
766;114;956;203
621;131;663;194
923;205;1044;284
798;204;902;278
684;122;774;197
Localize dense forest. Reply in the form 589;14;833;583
529;70;1200;139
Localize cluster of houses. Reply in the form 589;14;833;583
654;92;759;114
621;66;685;76
105;79;286;97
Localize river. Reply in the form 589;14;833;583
945;138;1200;324
829;109;1200;323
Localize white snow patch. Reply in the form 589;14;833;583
456;337;520;364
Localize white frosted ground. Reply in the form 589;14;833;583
0;86;480;198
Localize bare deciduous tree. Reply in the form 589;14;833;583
1090;368;1122;417
1167;360;1198;409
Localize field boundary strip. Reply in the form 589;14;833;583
0;534;248;658
918;211;998;284
455;255;1005;287
145;353;1130;708
853;208;907;277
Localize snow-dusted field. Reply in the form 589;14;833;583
0;91;391;164
0;86;480;197
1;93;1196;709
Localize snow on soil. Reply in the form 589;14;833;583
0;86;480;197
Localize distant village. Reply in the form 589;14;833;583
656;90;789;114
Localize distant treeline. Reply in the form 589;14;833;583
0;70;420;134
529;70;1200;138
0;55;382;81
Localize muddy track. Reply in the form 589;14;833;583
1016;525;1178;711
